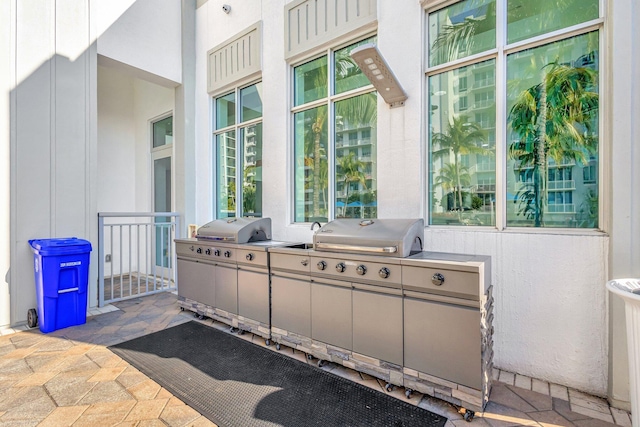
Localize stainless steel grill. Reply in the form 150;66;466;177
313;218;423;257
196;217;271;243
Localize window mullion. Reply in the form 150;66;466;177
235;88;243;217
495;0;506;230
328;47;336;220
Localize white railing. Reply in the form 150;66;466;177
98;212;181;307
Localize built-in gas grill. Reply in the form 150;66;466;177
269;218;493;417
176;217;294;344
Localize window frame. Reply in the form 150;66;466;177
423;0;605;232
212;80;263;219
289;32;378;224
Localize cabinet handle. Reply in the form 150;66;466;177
300;259;309;266
431;273;445;286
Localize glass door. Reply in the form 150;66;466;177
152;115;173;282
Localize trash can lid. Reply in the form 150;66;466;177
607;278;640;302
29;238;93;256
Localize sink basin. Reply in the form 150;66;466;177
285;243;314;249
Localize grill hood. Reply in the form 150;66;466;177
313;218;424;257
196;217;271;243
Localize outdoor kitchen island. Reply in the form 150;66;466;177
176;218;493;418
269;219;493;417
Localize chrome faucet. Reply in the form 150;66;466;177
310;221;322;231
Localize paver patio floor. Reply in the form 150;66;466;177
0;292;631;427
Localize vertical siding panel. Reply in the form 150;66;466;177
206;23;262;93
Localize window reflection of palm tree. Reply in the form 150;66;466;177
337;152;367;217
509;60;598;226
435;163;472;211
431;115;487;218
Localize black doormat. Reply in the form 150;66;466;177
109;321;447;427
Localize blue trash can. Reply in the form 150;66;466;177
28;238;93;333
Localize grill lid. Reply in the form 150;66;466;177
196;217;271;243
313;218;424;257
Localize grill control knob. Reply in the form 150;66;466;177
379;267;391;279
196;247;202;254
224;251;231;258
356;265;367;276
432;273;445;286
336;262;346;273
246;253;254;261
214;249;221;256
317;261;327;271
205;248;211;256
189;246;194;252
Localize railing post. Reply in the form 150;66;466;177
98;214;104;308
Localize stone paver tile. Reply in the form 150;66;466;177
507;385;553;411
498;371;515;386
32;336;74;352
569;389;611;414
116;367;150;389
160;404;201;427
529;410;576;427
480;402;539;427
55;354;100;374
167;396;186;407
125;398;169;421
37;405;89;427
0;386;57;421
88;366;127;382
532;379;550;395
112;422;139;427
62;343;95;356
10;334;45;349
77;380;133;405
71;412;129;427
84;400;137;416
155;387;173;400
3;347;38;359
0;359;33;378
418;394;463;420
44;372;96;406
187;416;218;426
137;420;168;427
570;405;614;424
14;371;57;387
550;383;569;400
573;419;618;427
452;418;492;427
23;352;65;373
489;383;536;413
85;349;122;368
514;374;532;390
609;407;632;427
127;379;162;400
554;398;592;422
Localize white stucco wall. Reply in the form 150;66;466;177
98;66;137;212
95;0;183;85
607;0;640;409
193;0;613;396
0;0;12;328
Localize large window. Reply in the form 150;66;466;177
213;82;263;218
427;0;600;228
293;37;378;223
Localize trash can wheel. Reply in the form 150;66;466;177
27;308;38;328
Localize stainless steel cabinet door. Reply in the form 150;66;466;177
177;259;215;306
237;269;269;324
404;297;481;389
215;264;238;314
352;289;403;365
311;281;352;350
271;275;311;337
